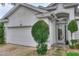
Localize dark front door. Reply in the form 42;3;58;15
57;24;66;44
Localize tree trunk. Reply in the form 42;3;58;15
71;32;72;40
71;32;73;45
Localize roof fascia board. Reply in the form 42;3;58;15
64;4;78;8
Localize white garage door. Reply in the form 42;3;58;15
6;27;36;46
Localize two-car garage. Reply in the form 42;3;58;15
5;27;37;47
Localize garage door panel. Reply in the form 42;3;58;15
7;27;37;46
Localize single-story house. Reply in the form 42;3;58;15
0;3;79;48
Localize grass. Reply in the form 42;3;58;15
66;52;79;56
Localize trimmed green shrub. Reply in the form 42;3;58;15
68;20;78;39
66;52;79;56
68;20;78;46
71;40;77;47
71;40;77;44
32;20;49;55
69;40;78;49
37;43;47;55
0;22;5;44
69;44;75;49
76;42;79;49
74;40;79;49
32;20;49;44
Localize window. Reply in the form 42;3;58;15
58;28;63;40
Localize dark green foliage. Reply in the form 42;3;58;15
76;43;79;49
71;40;77;44
69;44;75;49
68;20;78;46
75;40;79;49
68;20;78;33
32;20;49;44
37;43;47;55
69;40;79;49
66;52;79;56
68;39;79;49
69;40;77;49
68;20;78;39
0;22;5;43
71;40;77;46
32;20;49;55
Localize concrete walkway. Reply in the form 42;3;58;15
0;44;36;56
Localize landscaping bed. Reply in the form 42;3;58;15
0;44;79;56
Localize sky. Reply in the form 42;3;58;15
0;3;49;19
31;3;49;7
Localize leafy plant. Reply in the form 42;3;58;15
76;39;79;49
69;44;75;49
71;40;77;48
66;52;79;56
68;20;78;45
69;40;79;49
71;40;77;44
32;20;49;55
37;43;47;55
76;42;79;49
0;22;5;44
32;20;49;44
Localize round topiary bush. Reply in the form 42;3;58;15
32;20;49;44
32;20;49;55
68;20;78;40
68;20;78;47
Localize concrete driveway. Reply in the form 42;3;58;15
0;44;36;56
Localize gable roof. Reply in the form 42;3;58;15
47;3;56;7
45;3;78;11
1;3;48;19
47;3;78;8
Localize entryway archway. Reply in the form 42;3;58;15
55;13;69;44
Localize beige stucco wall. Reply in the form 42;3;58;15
6;6;39;27
4;5;54;48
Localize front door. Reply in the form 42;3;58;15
57;24;66;44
